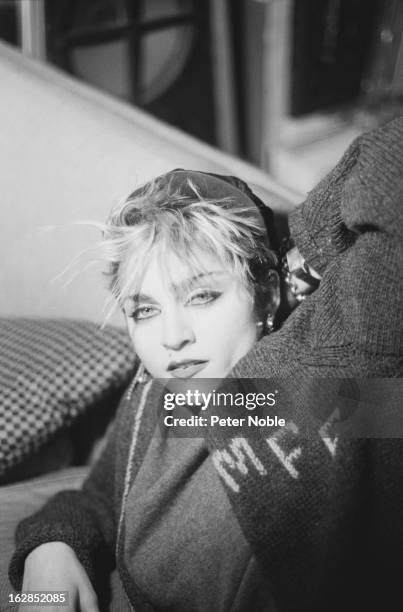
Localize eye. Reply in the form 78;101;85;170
186;289;221;306
129;305;159;321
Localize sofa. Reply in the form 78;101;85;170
0;318;137;611
0;40;298;610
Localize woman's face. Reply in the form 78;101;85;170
122;250;260;379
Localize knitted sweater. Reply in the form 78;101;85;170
9;118;403;611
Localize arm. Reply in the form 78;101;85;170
8;392;130;592
288;117;403;275
289;117;403;367
234;117;403;377
216;119;402;612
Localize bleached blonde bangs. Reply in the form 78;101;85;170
101;175;277;318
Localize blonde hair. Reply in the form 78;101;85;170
102;173;278;319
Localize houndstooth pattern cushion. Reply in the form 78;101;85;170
0;318;136;477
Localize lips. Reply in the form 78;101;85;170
167;360;208;378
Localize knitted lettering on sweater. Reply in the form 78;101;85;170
9;118;403;612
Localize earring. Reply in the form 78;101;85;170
265;314;274;333
135;361;150;384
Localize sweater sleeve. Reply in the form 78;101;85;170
289;118;403;274
232;117;403;377
8;395;129;592
290;117;403;366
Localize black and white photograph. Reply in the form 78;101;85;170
0;1;402;611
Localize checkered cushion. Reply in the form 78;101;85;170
0;318;136;478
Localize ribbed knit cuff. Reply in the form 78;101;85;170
290;116;403;273
289;198;348;274
289;137;360;274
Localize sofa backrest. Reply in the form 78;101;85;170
0;41;300;324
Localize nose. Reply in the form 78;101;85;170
161;308;195;351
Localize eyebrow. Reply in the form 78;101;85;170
126;271;227;304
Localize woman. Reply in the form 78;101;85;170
106;169;282;381
10;168;287;612
9;119;403;612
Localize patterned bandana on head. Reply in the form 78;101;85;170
128;168;279;253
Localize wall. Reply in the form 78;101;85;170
0;41;299;326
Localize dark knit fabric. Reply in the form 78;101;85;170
9;118;403;612
218;117;403;611
231;117;403;378
122;433;274;611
